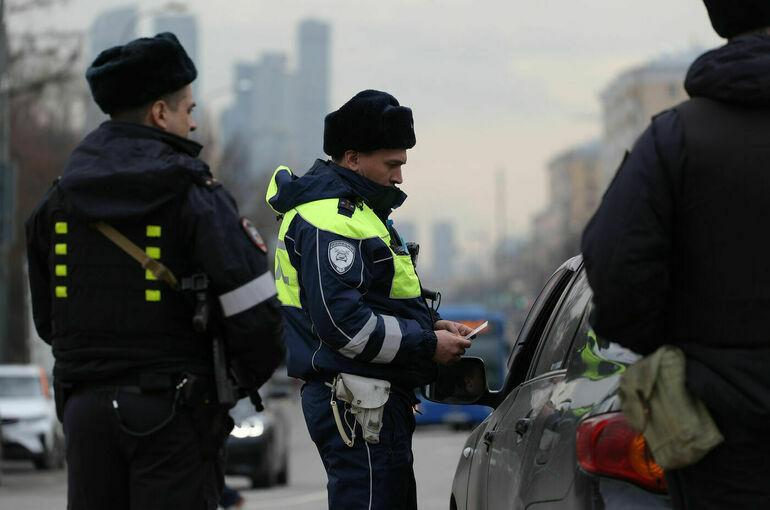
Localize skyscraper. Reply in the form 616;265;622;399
432;221;455;279
252;52;292;175
86;6;139;130
600;50;699;185
295;19;330;168
89;6;138;62
154;13;200;102
220;19;330;178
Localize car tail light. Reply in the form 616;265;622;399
576;412;667;494
39;366;51;399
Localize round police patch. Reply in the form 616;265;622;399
328;240;355;274
241;217;267;253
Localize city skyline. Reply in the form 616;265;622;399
12;1;724;247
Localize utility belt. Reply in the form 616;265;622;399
58;372;223;436
313;372;418;448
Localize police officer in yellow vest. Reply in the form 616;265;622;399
266;90;472;509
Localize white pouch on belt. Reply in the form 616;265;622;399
330;373;391;446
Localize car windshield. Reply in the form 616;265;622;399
0;376;42;398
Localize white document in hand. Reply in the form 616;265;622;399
464;321;488;339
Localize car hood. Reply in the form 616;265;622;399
0;398;52;419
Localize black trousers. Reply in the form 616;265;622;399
63;389;225;510
301;381;418;510
664;401;770;509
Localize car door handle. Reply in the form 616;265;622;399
515;418;532;436
482;430;496;448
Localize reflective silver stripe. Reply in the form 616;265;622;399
365;442;373;510
372;315;402;363
219;272;276;317
339;313;377;358
277;239;287;250
275;261;289;284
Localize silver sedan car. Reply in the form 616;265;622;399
0;364;65;470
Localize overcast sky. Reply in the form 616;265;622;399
16;0;723;248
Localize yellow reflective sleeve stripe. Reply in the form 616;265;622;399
390;253;421;299
274;211;302;308
145;246;160;259
55;243;67;255
275;248;301;308
55;222;68;234
146;269;157;280
55;265;67;277
55;286;67;298
146;225;161;237
265;165;293;213
145;289;161;302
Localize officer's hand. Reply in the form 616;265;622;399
432;330;472;366
434;320;475;338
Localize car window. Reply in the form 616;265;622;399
531;269;592;377
502;266;576;393
0;376;42;398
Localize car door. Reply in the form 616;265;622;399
485;269;592;510
464;259;579;510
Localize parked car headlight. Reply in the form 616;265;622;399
20;414;48;423
230;417;265;438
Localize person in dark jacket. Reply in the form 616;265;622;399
25;32;285;510
265;90;473;509
581;2;770;508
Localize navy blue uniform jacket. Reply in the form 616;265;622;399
268;160;438;389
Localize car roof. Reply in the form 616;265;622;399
0;365;43;377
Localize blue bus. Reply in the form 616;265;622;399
415;305;507;427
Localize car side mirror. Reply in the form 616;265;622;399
421;357;488;405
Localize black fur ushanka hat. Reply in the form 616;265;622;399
86;32;197;114
324;90;416;158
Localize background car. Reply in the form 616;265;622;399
423;255;671;510
225;378;291;488
0;364;65;470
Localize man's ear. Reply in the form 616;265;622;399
343;150;360;171
149;100;168;130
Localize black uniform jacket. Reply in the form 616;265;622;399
582;35;770;419
26;121;285;388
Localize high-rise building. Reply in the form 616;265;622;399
220;19;330;178
220;62;258;170
600;50;700;185
431;221;455;279
252;53;293;175
295;20;330;167
85;6;139;131
546;140;602;260
394;220;416;245
154;13;200;102
89;6;138;62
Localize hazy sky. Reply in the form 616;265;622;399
16;0;723;249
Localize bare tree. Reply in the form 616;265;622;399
1;0;82;362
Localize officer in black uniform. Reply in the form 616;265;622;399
25;32;285;510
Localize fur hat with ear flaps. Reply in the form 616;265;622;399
703;0;770;38
323;90;416;158
86;32;197;114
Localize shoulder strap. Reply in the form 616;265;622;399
92;221;180;291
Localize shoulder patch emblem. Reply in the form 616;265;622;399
328;240;356;274
241;217;267;253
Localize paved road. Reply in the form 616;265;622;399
0;397;471;510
